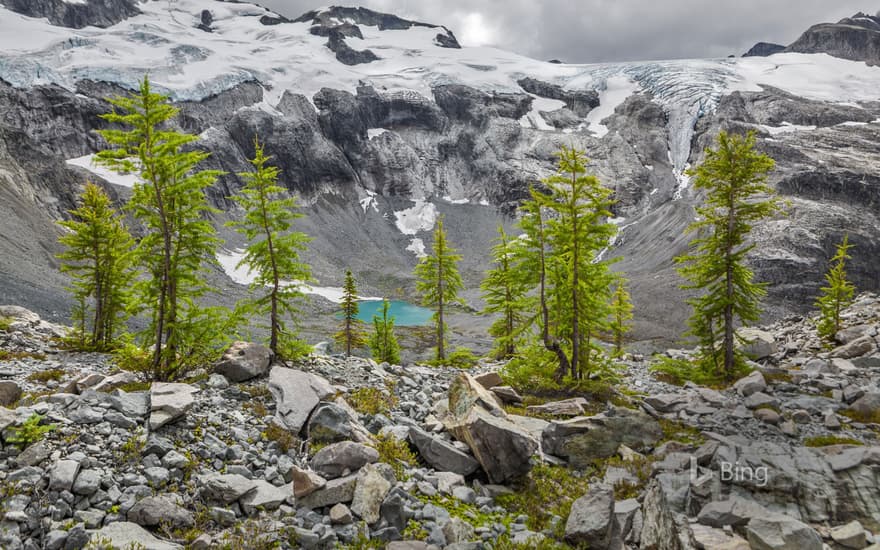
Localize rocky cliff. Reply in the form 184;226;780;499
1;1;880;348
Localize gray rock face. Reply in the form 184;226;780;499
310;441;379;479
786;12;880;66
294;6;460;48
213;341;271;382
517;77;599;117
564;483;616;548
268;367;335;433
408;426;480;476
1;0;140;29
91;521;183;550
743;42;786;57
746;514;823;550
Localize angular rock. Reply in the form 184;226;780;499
0;381;22;406
149;383;198;430
268;367;335;433
847;393;880;421
241;480;290;514
48;459;80;492
746;514;822;550
329;503;353;524
640;478;681;550
564;483;615;548
489;385;522;405
310;441;379;479
291;466;326;498
473;371;503;389
442;517;476;544
737;328;777;359
92;522;183;550
832;335;877;359
697;497;767;528
734;371;767;397
447;373;505;417
527;397;587;416
830;520;867;549
298;474;358;509
643;393;686;413
199;473;258;504
307;402;358;444
71;469;101;495
351;462;395;524
128;495;195;529
744;392;778;410
214;341;271;382
409;426;479;476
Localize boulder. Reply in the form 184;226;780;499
442;517;476;544
149;383;198;430
268;367;335;433
473;371;503;389
351;462;395;524
409;426;479;476
310;441;379;479
199;473;258;504
830;520;867;549
746;514;822;550
489;386;522;405
0;407;16;431
832;336;877;359
737;328;777;359
329;503;353;524
847;393;880;421
213;341;271;382
291;466;326;498
640;478;682;550
527;397;588;416
298;474;358;509
307;401;371;444
92;522;183;550
697;497;767;528
240;480;290;514
0;381;21;406
48;459;80;492
643;393;686;413
564;483;616;548
734;371;767;397
542;406;663;467
447;373;505;417
128;495;195;529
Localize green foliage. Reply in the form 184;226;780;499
26;369;65;384
481;226;531;359
369;298;400;365
489;534;575;550
608;279;634;358
676;131;782;381
815;234;855;344
333;269;367;356
372;432;418;480
228;139;312;359
840;407;880;424
657;418;705;446
415;217;464;361
501;344;563;394
0;350;46;362
496;464;591;534
117;429;145;464
58;183;134;351
649;354;749;387
96;76;232;381
262;424;297;454
402;520;429;541
804;435;863;447
444;347;479;369
513;147;618;382
337;531;385;550
7;413;55;449
0;317;13;332
347;386;397;415
216;518;298;550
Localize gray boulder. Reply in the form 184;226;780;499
91;522;183;550
409;426;479;476
149;383;198;430
351;462;396;524
564;483;616;548
310;441;379;479
291;466;326;498
213;341;271;382
697;497;767;528
268;367;335;433
746;514;822;550
734;371;767;397
737;328;777;359
128;495;195;529
199;473;258;504
0;381;22;406
298;474;358;509
48;459;80;492
240;480;290;515
830;520;867;549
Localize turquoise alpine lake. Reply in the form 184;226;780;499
353;300;433;327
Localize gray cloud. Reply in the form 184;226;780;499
257;0;872;62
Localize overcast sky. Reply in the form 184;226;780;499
259;1;873;63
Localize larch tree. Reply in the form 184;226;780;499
58;182;134;351
334;269;367;356
96;76;229;380
480;226;529;359
228;139;312;359
370;298;401;364
415;217;464;361
815;234;855;344
676;130;782;381
609;278;634;359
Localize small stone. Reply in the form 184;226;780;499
830;520;867;549
48;460;80;492
329;503;353;524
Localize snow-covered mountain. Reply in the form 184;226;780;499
2;0;880;346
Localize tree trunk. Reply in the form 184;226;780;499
570;171;580;380
724;192;737;379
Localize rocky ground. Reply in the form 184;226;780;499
0;296;877;550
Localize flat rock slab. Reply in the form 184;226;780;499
409;426;479;476
199;473;258;504
149;383;198;431
91;521;183;550
214;341;271;382
268;367;335;433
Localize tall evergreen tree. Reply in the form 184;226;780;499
480;226;529;359
530;147;617;379
96;76;229;380
228;139;312;358
370;298;401;364
58;183;134;350
676;131;781;380
334;269;367;356
415;217;463;361
609;279;634;359
815;234;855;343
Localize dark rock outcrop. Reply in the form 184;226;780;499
326;30;380;66
295;6;461;48
517;77;600;117
0;0;140;29
743;42;786;57
786;12;880;65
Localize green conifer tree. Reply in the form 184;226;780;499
676;130;782;380
334;269;367;356
480;226;529;359
58;183;134;351
228;139;312;359
370;299;401;364
816;234;855;343
415;217;464;361
96;76;230;380
609;279;634;359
